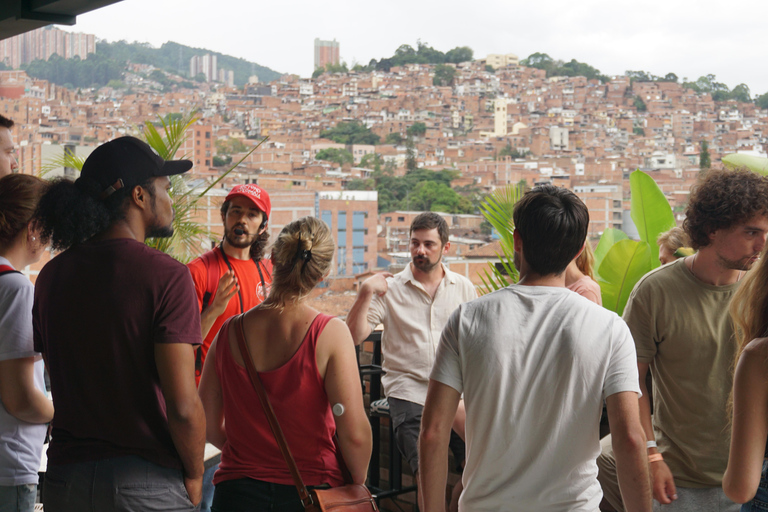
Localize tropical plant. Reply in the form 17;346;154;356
476;171;676;315
39;112;265;262
594;170;675;315
477;184;524;292
722;153;768;174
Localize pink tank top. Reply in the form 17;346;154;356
213;313;344;487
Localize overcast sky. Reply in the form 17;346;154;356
67;0;768;95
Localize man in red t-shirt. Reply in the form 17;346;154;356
188;184;273;385
188;184;272;511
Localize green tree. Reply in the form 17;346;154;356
360;152;384;171
433;64;456;86
700;141;711;169
346;178;374;190
406;122;427;137
444;46;473;64
315;148;354;165
384;132;403;145
498;143;527;159
405;136;418;171
730;83;751;103
633;96;647;112
757;91;768;110
320;121;380;145
485;65;495;73
633;127;645;136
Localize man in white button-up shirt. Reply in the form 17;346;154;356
347;212;476;504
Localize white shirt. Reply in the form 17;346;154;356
431;285;640;512
367;263;476;406
0;256;48;486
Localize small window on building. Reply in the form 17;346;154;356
398;216;405;222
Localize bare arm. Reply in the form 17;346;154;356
319;318;372;484
345;272;391;345
724;340;768;503
638;361;677;504
198;336;227;449
155;343;206;505
0;356;53;424
607;391;652;512
200;271;238;340
419;379;461;512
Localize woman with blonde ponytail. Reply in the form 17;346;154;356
199;216;371;512
0;174;53;512
724;248;768;509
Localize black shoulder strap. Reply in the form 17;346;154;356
0;265;21;278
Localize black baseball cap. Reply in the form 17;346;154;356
80;136;193;200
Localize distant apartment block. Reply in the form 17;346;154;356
485;53;519;70
319;191;378;276
314;38;339;70
190;54;217;82
573;184;624;239
218;69;234;87
0;26;95;69
180;123;213;169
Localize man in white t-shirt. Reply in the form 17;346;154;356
420;185;652;512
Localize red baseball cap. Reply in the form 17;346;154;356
226;184;271;219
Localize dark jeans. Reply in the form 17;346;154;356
43;455;198;512
742;460;768;512
212;478;327;512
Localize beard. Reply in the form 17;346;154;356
412;254;441;273
146;195;174;239
720;253;760;271
224;225;256;249
146;223;174;238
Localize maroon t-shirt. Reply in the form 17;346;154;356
33;238;202;469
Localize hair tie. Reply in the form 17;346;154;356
296;247;311;262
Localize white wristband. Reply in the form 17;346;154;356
646;440;657;449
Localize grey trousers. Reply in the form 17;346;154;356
43;455;199;512
597;434;739;512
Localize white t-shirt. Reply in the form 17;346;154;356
0;256;48;486
431;285;640;512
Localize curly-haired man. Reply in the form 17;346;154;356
598;168;768;512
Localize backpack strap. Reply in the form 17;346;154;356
0;265;20;278
200;248;222;312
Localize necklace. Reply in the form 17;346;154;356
690;253;743;283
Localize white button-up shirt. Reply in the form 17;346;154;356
367;263;477;406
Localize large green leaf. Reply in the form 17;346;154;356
722;153;768;175
593;228;628;277
598;239;653;315
630;170;675;269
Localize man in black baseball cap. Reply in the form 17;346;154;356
33;136;206;511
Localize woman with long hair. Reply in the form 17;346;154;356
565;241;602;305
0;174;53;512
199;216;371;512
724;247;768;508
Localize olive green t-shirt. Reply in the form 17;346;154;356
623;258;740;488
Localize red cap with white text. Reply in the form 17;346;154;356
226;184;271;219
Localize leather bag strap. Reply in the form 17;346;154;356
234;314;314;508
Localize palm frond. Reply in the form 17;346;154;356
477;184;523;293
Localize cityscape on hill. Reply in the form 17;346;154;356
1;25;767;303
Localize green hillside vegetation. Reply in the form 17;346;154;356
520;52;609;83
22;40;281;89
353;41;474;73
